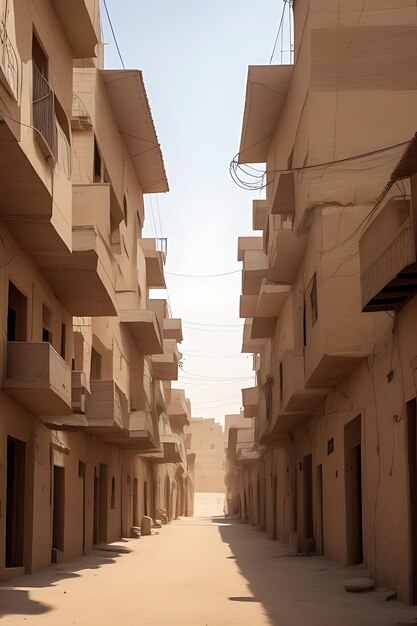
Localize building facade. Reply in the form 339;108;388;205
0;0;193;581
232;0;417;605
186;418;225;493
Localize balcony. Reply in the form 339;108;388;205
141;433;183;464
242;386;258;418
71;370;86;414
120;310;163;355
38;184;117;316
168;389;191;429
139;238;167;289
163;318;183;341
151;339;180;381
0;68;72;257
105;410;160;452
268;219;306;283
50;0;99;59
251;282;292;339
3;342;72;415
359;196;417;311
239;295;257;318
253;199;268;231
242;319;268;354
85;380;129;435
147;299;167;335
0;20;20;100
238;236;263;261
281;350;326;414
242;250;269;296
271;173;295;215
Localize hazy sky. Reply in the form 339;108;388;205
101;0;284;426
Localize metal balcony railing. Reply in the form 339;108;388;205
156;237;168;263
32;63;57;161
0;20;19;100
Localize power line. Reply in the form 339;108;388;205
102;0;125;69
229;140;410;191
269;0;289;64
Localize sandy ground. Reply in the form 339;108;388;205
1;517;417;625
194;492;225;517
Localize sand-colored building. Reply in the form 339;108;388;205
186;418;225;492
0;0;193;581
233;0;417;604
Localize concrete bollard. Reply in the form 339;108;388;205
141;516;152;536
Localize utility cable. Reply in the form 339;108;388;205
102;0;125;69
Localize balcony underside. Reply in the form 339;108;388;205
251;283;292;339
39;248;117;316
152;356;178;380
120;310;163;355
362;263;417;312
305;353;363;389
140;441;182;464
282;351;326;413
268;229;305;283
105;431;160;451
259;415;304;446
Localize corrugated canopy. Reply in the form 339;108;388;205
238;65;293;164
101;70;169;193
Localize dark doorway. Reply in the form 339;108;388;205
7;283;27;342
165;476;170;519
317;464;324;555
99;464;108;543
345;415;363;565
407;399;417;603
52;466;65;556
133;478;138;526
93;470;99;544
303;454;314;539
257;476;261;528
93;464;108;544
273;474;277;539
143;481;148;517
78;462;86;553
6;437;26;568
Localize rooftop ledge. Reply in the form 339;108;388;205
101;70;169;194
238;65;294;164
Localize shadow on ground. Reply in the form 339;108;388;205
0;547;129;618
213;516;417;626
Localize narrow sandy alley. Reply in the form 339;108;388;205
1;515;417;626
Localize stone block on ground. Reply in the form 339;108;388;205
344;578;375;592
141;516;152;536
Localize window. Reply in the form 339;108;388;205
90;347;102;380
123;195;128;226
93;137;102;182
32;33;48;78
210;444;215;450
309;273;318;326
7;282;27;341
42;305;52;344
60;324;66;359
